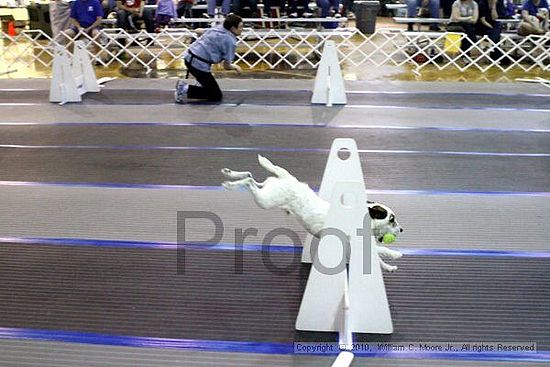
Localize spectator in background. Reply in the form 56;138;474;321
116;0;155;32
177;0;194;18
154;0;177;31
263;0;285;17
317;0;340;18
518;0;549;35
441;0;453;17
64;0;103;40
450;0;478;56
343;0;355;18
102;0;117;15
406;0;442;30
206;0;232;17
497;0;516;18
476;0;510;63
287;0;313;17
49;0;74;41
232;0;258;16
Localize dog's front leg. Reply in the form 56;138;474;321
222;180;241;190
379;258;398;272
377;245;403;260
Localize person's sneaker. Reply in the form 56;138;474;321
302;11;313;17
289;12;298;18
175;80;189;104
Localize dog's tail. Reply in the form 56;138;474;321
258;155;292;178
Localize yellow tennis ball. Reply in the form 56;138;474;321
383;233;396;244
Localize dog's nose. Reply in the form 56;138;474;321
400;228;403;232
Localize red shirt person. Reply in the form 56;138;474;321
116;0;155;33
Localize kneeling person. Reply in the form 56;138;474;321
175;14;243;103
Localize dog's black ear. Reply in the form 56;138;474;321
369;205;388;220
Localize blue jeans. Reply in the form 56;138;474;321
406;0;440;18
207;0;232;16
476;21;502;59
343;0;354;13
316;0;340;17
116;9;155;33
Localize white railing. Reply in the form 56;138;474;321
1;27;549;76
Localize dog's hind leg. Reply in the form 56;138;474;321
257;155;292;178
222;176;265;191
221;168;254;180
223;177;281;210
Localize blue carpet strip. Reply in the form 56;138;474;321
0;237;548;258
0;327;548;363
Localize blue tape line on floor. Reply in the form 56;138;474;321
1;181;549;197
0;327;548;362
1;237;549;258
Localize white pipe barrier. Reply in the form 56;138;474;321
1;28;549;76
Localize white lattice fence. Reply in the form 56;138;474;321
1;28;549;75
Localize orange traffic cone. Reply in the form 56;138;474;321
7;21;16;36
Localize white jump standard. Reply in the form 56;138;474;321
49;40;100;104
311;40;347;107
222;138;402;367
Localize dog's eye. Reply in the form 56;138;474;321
389;215;395;223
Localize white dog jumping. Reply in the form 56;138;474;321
222;155;403;272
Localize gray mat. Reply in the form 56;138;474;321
0;243;548;348
0;149;548;192
1;186;550;252
2;104;549;132
0;125;549;154
3;78;550;95
3;90;550;110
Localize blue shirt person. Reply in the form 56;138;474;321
70;0;104;29
183;25;238;72
522;0;548;15
175;14;243;103
518;0;549;35
62;0;103;46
